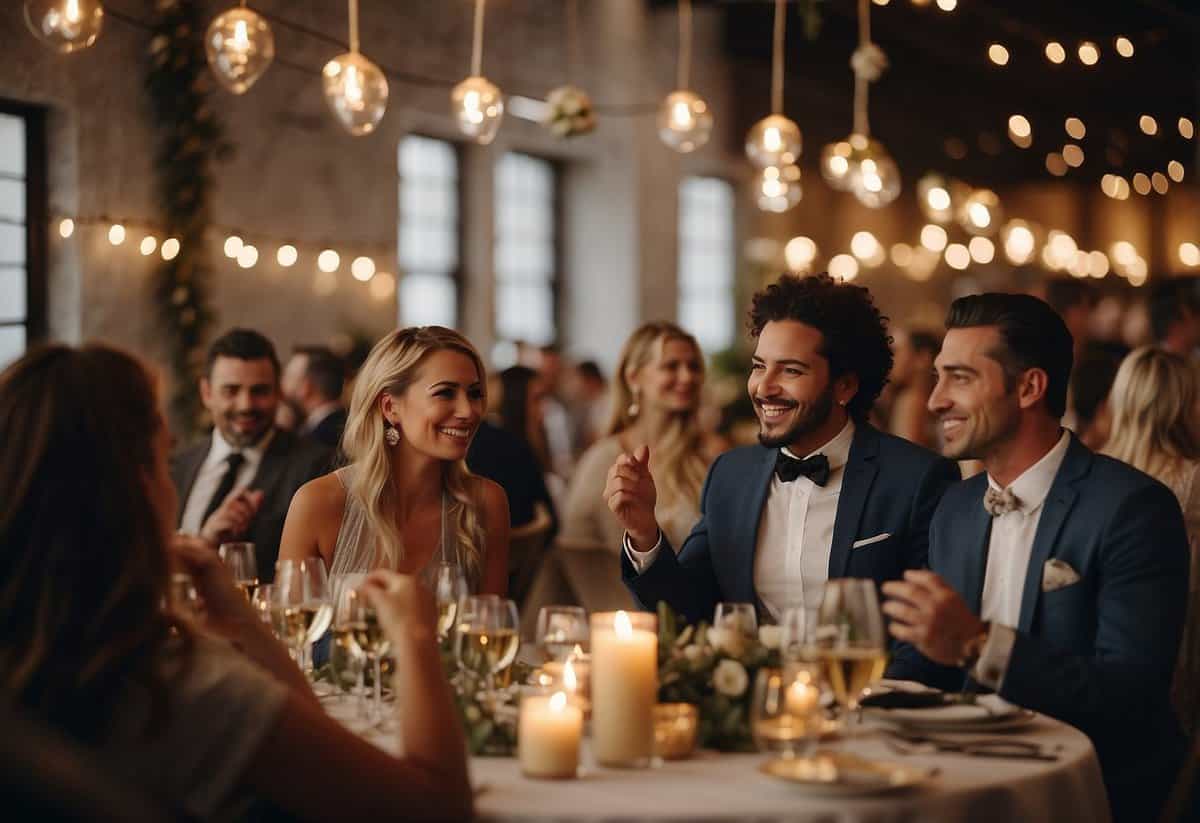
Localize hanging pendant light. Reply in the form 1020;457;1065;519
756;165;803;213
659;0;713;153
205;2;274;94
746;0;802;169
323;0;388;136
453;0;504;144
24;0;104;53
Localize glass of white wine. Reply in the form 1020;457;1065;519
455;595;520;694
273;559;333;680
427;563;468;643
218;542;259;602
333;585;387;722
536;605;589;662
751;663;824;757
814;579;887;720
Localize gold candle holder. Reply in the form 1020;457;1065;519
653;703;699;760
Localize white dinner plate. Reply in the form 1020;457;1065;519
866;694;1037;733
759;752;934;796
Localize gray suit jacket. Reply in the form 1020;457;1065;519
170;429;331;582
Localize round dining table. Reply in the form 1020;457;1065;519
325;696;1111;823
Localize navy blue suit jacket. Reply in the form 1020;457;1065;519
887;435;1189;822
620;423;960;624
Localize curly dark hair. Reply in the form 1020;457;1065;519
747;273;893;422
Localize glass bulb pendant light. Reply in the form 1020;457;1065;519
453;0;504;144
205;3;275;94
746;0;802;170
659;0;713;153
24;0;104;53
756;165;803;213
323;0;388;136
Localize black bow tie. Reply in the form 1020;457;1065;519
775;451;830;486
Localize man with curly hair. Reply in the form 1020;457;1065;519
606;274;960;624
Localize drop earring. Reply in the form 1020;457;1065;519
384;423;401;446
627;388;640;419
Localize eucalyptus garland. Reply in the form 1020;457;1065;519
144;0;231;433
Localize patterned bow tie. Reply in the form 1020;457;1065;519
775;451;830;486
983;486;1021;516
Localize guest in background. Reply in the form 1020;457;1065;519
279;326;509;593
565;322;723;557
888;328;941;449
1045;279;1096;357
497;365;553;469
536;344;576;480
467;419;558;533
611;276;959;624
884;294;1189;823
0;344;471;821
281;345;348;450
1103;345;1200;736
1069;341;1128;449
565;359;609;454
171;329;330;582
1150;277;1200;357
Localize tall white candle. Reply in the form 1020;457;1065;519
590;610;657;767
518;691;582;779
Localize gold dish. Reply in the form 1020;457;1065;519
758;751;933;796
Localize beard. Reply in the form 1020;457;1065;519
218;411;272;448
756;385;835;449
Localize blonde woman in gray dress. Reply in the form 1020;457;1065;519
1103;345;1200;734
279;327;509;595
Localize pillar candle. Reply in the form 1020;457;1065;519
590;610;657;767
518;691;583;779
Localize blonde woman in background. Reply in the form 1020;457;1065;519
1103;345;1200;734
561;322;726;556
280;326;509;594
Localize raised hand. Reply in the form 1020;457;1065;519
201;488;265;544
360;570;437;642
603;445;660;550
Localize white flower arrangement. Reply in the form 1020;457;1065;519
713;659;749;698
543;84;596;138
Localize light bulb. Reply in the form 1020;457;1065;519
850;148;902;208
205;6;274;94
451;75;504;144
920;224;948;253
323;52;389;136
917;173;954;223
945;243;970;270
746;114;802;168
785;236;818;271
755;165;802;213
657;90;713;153
850;231;880;262
968;236;995;264
369;271;396;300
223;235;242;258
58;218;74;238
819;140;854;190
276;244;298;267
317;249;340;273
24;0;104;53
139;235;157;256
828;254;859;282
351;256;375;281
161;238;180;260
958;189;1002;236
1002;220;1036;265
237;244;258;268
108;223;125;245
1180;243;1200;268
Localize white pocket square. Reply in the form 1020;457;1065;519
1042;559;1081;592
851;532;891;549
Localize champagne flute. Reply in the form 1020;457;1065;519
427;562;468;643
814;579;887;718
273;559;333;680
218;542;259;601
333;584;384;722
455;595;520;694
535;606;589;662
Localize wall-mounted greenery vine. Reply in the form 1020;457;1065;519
144;0;231;433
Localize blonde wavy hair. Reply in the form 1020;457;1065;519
342;327;488;584
1102;345;1200;487
606;322;709;509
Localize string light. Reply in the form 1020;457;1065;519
1062;144;1084;168
968;236;995;264
317;249;340;272
24;0;105;52
139;235;157;256
959;189;1001;235
277;244;298;267
1151;172;1169;194
1002;221;1036;264
108;223;125;245
1087;250;1109;279
1065;117;1086;139
1114;36;1134;58
944;243;970;270
1008;114;1031;140
1139;115;1158;136
351;255;376;281
161;237;180;260
1077;41;1099;66
1132;173;1151;195
850;231;885;266
920;224;948;252
890;243;913;267
828;254;859;282
58;218;74;238
236;243;258;268
223;235;243;258
917;173;953;222
1180;118;1194;140
369;271;397;300
988;44;1009;66
1180;243;1200;268
784;236;818;271
1045;42;1066;64
935;0;956;11
1045;152;1068;176
1168;161;1185;183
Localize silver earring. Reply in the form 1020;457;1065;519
627;388;640;419
384;425;401;446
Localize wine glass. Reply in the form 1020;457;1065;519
779;605;819;663
218;542;259;601
455;595;520;694
536;606;589;662
333;584;387;723
814;579;887;717
711;602;758;654
273;559;333;681
250;583;275;627
751;662;824;758
426;562;468;643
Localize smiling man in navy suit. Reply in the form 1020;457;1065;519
605;274;959;625
883;293;1189;823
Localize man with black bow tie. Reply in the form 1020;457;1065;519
607;274;960;624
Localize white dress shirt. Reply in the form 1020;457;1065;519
179;428;275;535
973;431;1071;687
626;421;856;621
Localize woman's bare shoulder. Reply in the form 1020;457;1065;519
291;471;349;519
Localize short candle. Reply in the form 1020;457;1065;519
518;691;582;779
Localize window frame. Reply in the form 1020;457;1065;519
677;174;736;353
397;133;464;329
0;98;47;352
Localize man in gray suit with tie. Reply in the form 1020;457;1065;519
171;329;331;582
883;293;1189;823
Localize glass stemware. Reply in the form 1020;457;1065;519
425;562;469;643
779;605;819;663
273;559;333;680
711;602;758;655
455;594;520;694
334;584;387;723
218;542;258;602
535;605;589;662
814;579;887;718
751;662;825;758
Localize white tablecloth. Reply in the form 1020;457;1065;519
325;697;1110;823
